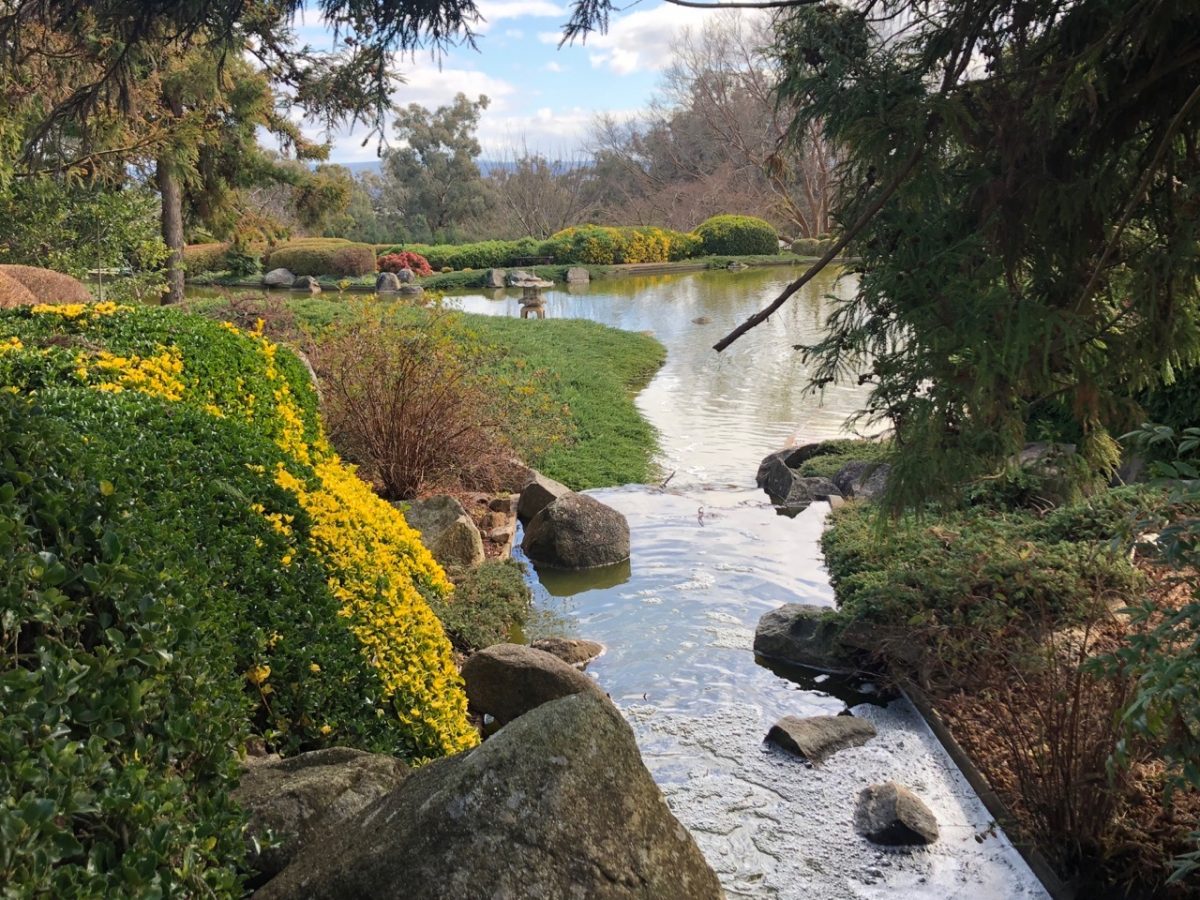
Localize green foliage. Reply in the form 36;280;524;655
266;239;375;276
0;395;248;896
0;179;168;303
822;498;1141;685
790;237;839;257
222;239;261;277
184;242;233;275
431;559;531;653
694;215;778;256
776;0;1200;513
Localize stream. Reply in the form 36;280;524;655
448;267;1050;899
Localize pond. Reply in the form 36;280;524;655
447;267;1050;899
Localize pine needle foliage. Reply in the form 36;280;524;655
773;0;1200;512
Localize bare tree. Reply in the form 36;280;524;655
487;138;600;237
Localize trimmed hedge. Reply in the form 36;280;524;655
183;242;231;275
0;303;476;893
695;215;779;256
265;240;376;277
0;265;93;303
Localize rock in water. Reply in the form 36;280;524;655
565;266;590;284
375;271;401;292
255;693;724;900
291;275;321;294
397;267;415;284
234;748;408;878
522;493;630;569
399;495;485;569
461;643;603;724
754;603;857;673
530;637;605;668
855;782;939;846
484;267;507;289
517;471;572;522
765;715;876;763
263;267;296;287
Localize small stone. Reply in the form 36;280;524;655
765;714;876;763
517;471;571;522
855;782;939;846
530;637;605;668
291;275;321;293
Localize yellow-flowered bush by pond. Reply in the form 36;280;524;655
0;302;476;894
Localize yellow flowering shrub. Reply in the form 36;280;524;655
0;303;477;760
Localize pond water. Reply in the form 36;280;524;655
448;268;1049;899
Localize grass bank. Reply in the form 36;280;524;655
188;296;666;490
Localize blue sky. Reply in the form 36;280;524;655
288;1;737;163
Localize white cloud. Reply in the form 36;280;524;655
476;0;564;32
544;60;564;72
583;6;762;75
504;27;525;39
478;105;641;155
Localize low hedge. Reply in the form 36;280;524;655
790;237;840;257
0;303;476;893
266;240;376;277
695;215;778;256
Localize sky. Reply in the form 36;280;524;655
288;0;739;164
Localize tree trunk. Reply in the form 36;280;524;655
157;156;185;304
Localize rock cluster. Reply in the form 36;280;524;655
516;471;630;570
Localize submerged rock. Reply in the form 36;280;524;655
461;643;604;724
565;266;590;284
291;275;321;293
754;603;857;674
517;471;571;522
522;493;631;569
234;748;408;879
400;495;484;569
855;782;939;846
530;637;605;668
256;693;723;900
766;714;877;763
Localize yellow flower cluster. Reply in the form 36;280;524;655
275;459;476;756
623;227;673;264
0;336;22;354
77;348;186;402
30;301;127;320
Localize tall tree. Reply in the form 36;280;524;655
715;0;1200;511
381;93;492;242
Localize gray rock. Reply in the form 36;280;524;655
291;275;321;293
692;316;712;325
754;603;856;674
1018;441;1077;467
484;267;507;289
854;782;939;846
565;266;590;284
256;693;722;900
832;460;892;502
522;493;630;569
506;269;534;287
400;495;485;569
397;267;415;284
779;476;841;510
530;637;605;668
517;471;571;522
263;267;295;287
233;748;408;878
397;284;424;299
489;494;517;514
766;715;876;763
755;444;832;502
375;271;401;292
461;643;603;724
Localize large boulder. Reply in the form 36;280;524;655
506;269;535;286
400;495;485;569
755;444;825;497
765;715;876;763
854;782;939;846
233;748;408;879
397;267;415;284
256;693;723;900
461;643;603;724
776;476;841;515
530;637;605;669
522;493;630;569
565;266;590;284
516;471;571;522
832;461;891;502
484;268;507;289
263;267;296;287
754;603;857;674
375;271;401;292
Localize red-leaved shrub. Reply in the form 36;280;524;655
378;252;433;277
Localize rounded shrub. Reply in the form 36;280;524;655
791;237;823;256
0;269;37;308
378;251;433;277
183;242;231;275
0;303;477;892
266;240;375;277
0;265;93;303
695;214;779;256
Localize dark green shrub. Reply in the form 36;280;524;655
695;214;779;256
791;237;822;256
222;240;261;276
431;559;531;652
791;438;893;479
